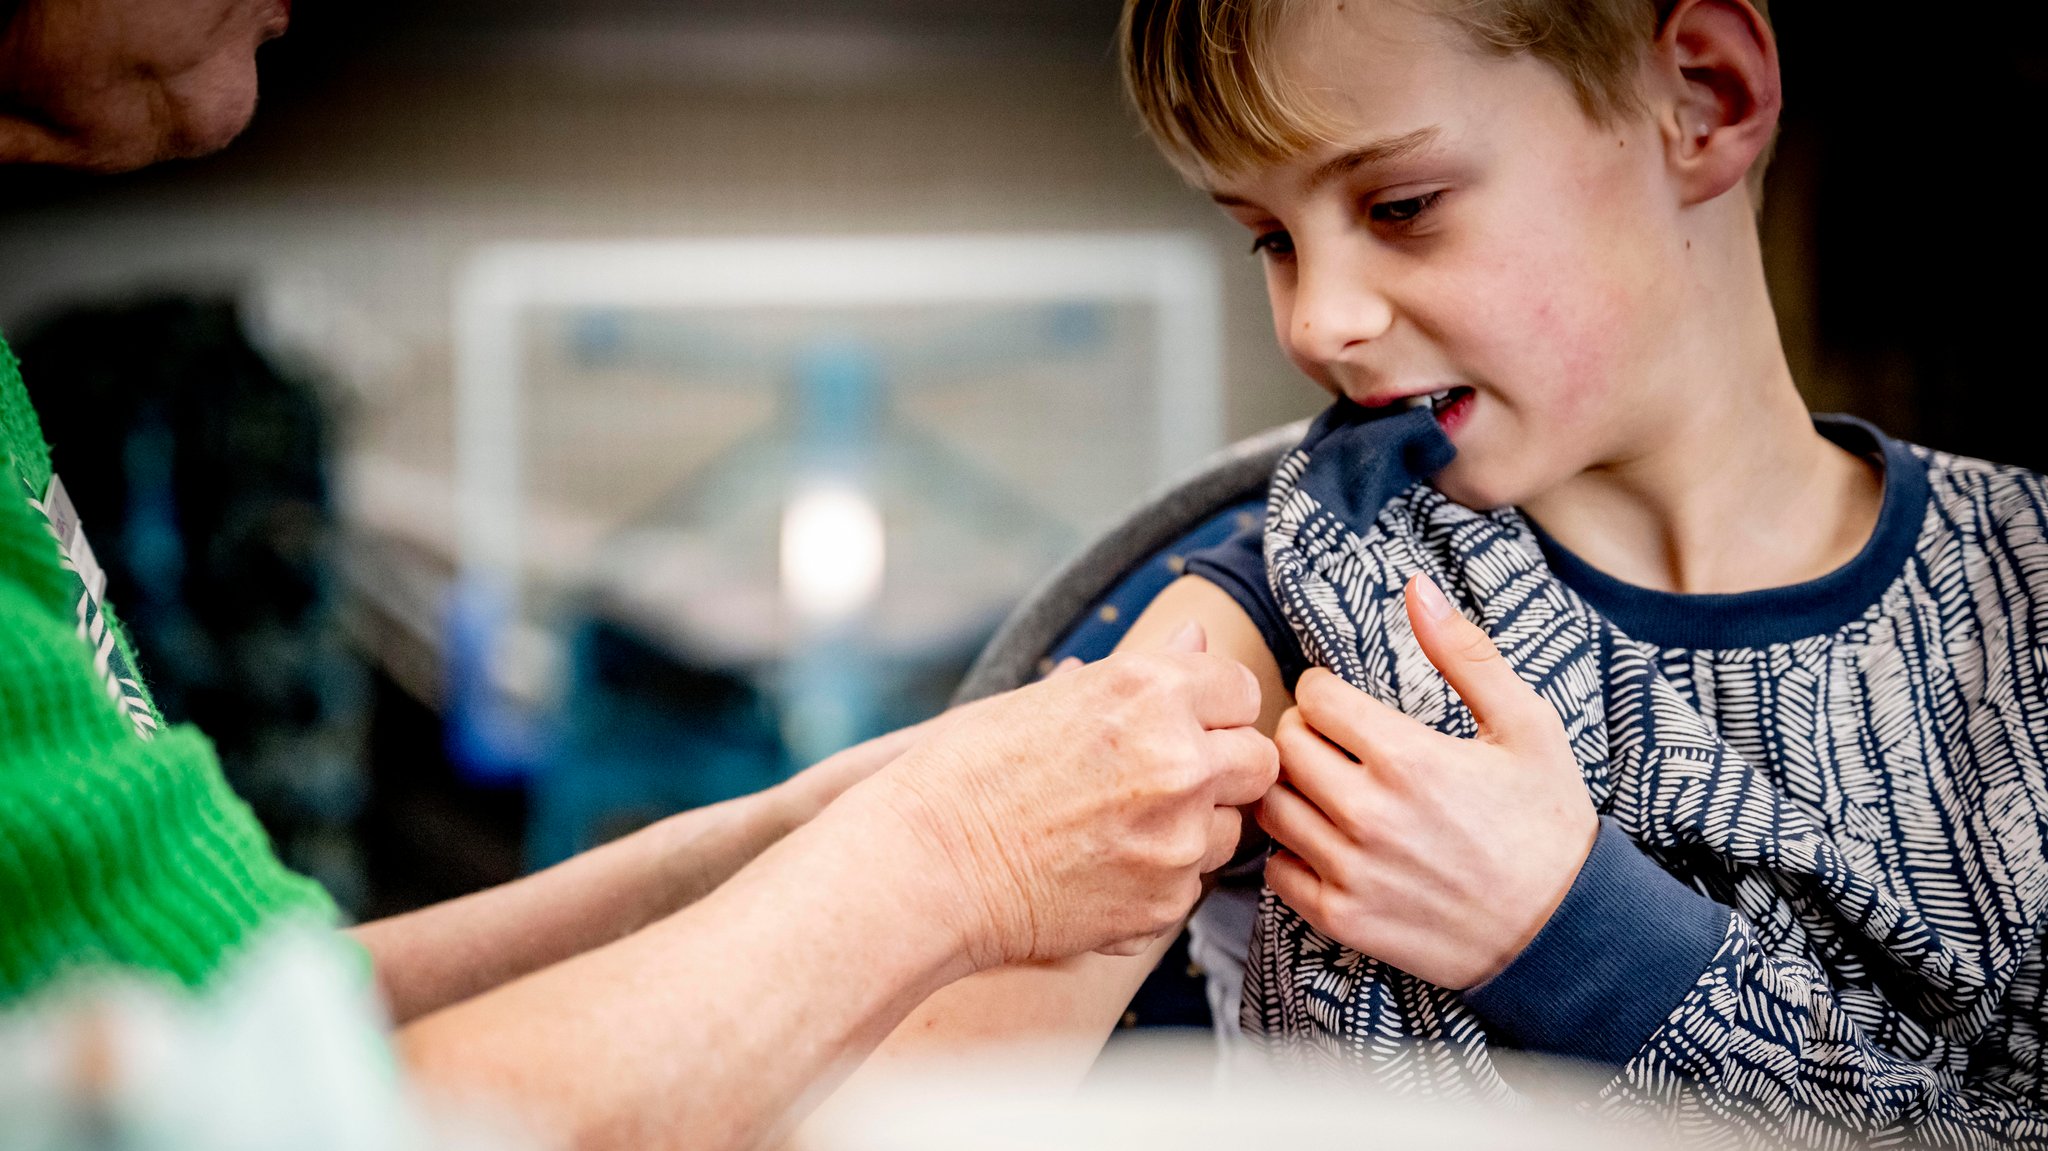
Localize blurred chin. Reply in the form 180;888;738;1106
77;54;259;172
164;54;262;159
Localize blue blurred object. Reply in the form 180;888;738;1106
794;339;881;459
526;617;792;868
441;575;550;787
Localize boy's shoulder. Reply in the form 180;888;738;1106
1912;440;2048;549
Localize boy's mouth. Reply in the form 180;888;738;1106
1403;386;1475;432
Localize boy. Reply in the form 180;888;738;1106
833;0;2048;1144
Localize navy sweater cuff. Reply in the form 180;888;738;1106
1461;817;1733;1068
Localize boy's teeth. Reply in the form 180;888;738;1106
1404;389;1453;412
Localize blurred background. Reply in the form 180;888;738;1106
0;0;2039;937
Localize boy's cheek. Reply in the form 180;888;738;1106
1433;342;1627;509
1488;275;1641;421
1455;385;1618;507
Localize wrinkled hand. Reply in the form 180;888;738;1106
1257;574;1596;990
864;624;1277;971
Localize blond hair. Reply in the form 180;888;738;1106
1119;0;1772;183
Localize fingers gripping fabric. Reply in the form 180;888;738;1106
1243;402;2048;1146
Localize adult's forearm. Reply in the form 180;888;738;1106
383;641;1272;1148
353;784;807;1024
395;789;970;1151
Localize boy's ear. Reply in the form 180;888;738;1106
1650;0;1781;207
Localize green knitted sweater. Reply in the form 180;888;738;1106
0;332;337;1003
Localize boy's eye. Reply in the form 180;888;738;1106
1368;189;1447;226
1250;230;1294;259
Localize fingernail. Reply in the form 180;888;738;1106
1051;656;1083;676
1166;620;1205;649
1411;573;1455;622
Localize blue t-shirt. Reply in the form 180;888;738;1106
1187;403;2048;1145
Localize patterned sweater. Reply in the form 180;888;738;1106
0;333;337;1002
1186;402;2048;1147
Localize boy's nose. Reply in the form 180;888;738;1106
1284;265;1395;366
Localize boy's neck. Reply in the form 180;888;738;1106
1518;208;1885;598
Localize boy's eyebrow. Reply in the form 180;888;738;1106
1209;126;1444;207
1302;126;1443;191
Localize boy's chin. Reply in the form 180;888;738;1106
1429;460;1527;512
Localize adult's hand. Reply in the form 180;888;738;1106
856;623;1277;972
399;623;1273;1151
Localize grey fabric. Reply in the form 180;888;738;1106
951;420;1309;706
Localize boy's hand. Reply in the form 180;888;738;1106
1257;574;1597;990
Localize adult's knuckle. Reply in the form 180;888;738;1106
1147;887;1195;935
1130;824;1179;865
1247;733;1281;782
1147;844;1189;883
1207;815;1244;863
1183;752;1225;797
1141;651;1189;689
1129;723;1191;774
1097;657;1152;700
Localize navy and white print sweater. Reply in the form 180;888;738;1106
1183;403;2048;1147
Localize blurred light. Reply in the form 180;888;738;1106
780;482;886;623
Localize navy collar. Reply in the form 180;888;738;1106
1528;416;1930;651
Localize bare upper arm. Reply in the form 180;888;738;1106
1124;575;1292;737
818;574;1291;1099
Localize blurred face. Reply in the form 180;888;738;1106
0;0;289;171
1209;2;1685;510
